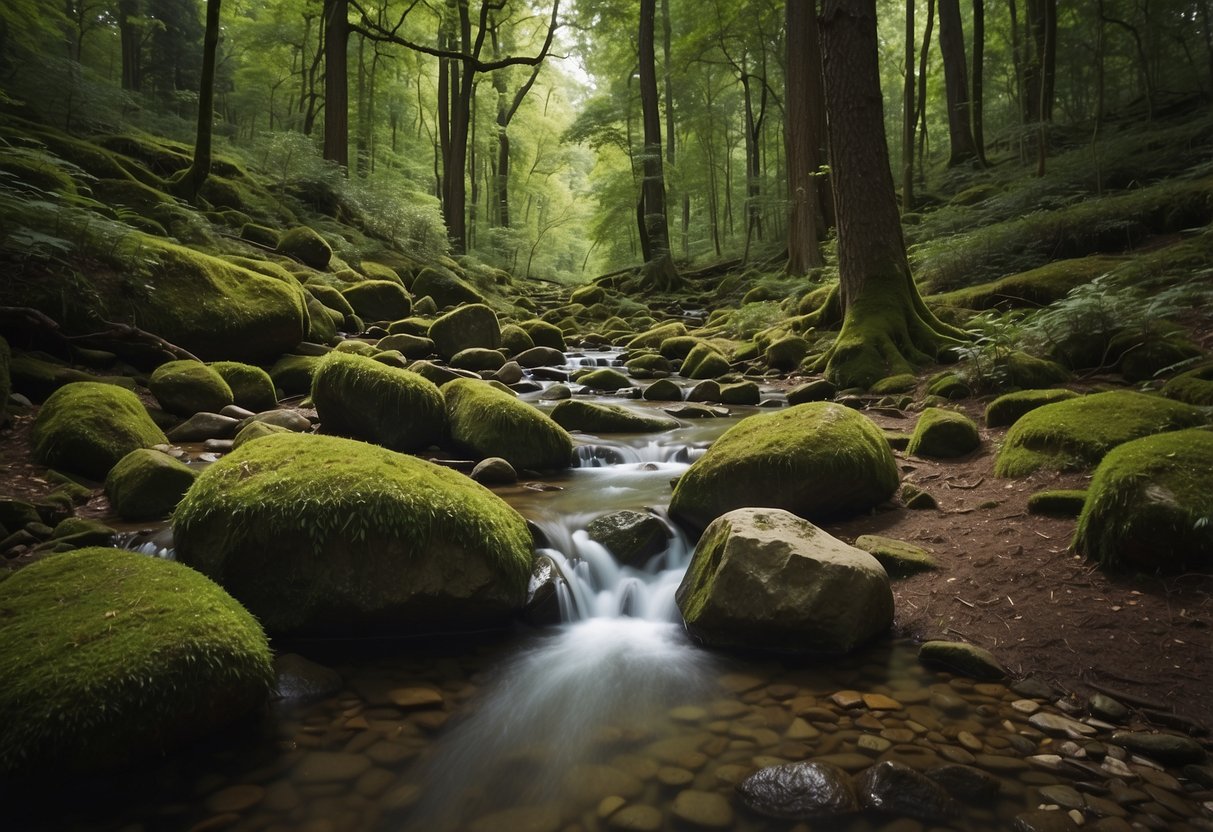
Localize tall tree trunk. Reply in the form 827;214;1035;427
638;0;680;290
175;0;221;202
323;0;349;169
971;0;985;162
786;0;824;275
937;0;979;165
355;34;368;177
902;0;916;212
1024;0;1056;123
916;0;935;184
816;0;964;388
118;0;142;91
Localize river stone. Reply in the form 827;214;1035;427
669;403;899;533
1088;693;1129;723
167;412;241;442
523;554;562;625
149;360;234;416
1030;712;1096;738
376;333;435;360
852;535;937;577
719;381;760;405
578;368;632;392
664;404;722;419
736;761;859;820
587;510;671;567
927;763;1001;802
444;378;573;471
671;789;733;828
273;653;342;702
105;448;197;521
1012;809;1082;831
247;409;312;432
550;400;679;433
677;508;893;654
1110;731;1206;765
856;760;959;822
173;432;534;636
564;764;644;807
469;805;560;832
642;378;683;402
32;382;169;480
471;457;517;485
451;347;507;372
607;804;662;832
686;380;721;403
293;751;371;783
516;346;566;368
787;379;835;405
428;304;501;360
918;640;1007;681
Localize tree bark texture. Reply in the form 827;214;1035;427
176;0;221;202
902;0;915;211
785;0;824;275
638;0;680;290
971;0;985;161
937;0;979;165
323;0;349;168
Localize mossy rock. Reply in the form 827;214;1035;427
408;360;467;387
376;332;435;360
49;517;116;548
276;226;333;270
450;348;506;373
304;295;338;344
627;322;688;351
1116;335;1203;383
787;379;836;405
1072;430;1213;573
521;319;567;352
173;433;533;635
984;388;1080;428
1027;490;1087;517
341;280;412;322
993;391;1206;478
333;339;377;356
570;284;607;305
719;381;760;405
765;336;811;372
305;283;356;317
906;408;980;459
682;343;731;380
918;640;1006;681
149;360;234;416
105;448;198;521
444;378;572;471
643;379;683;402
32;383;168;481
270;354;323;396
998;351;1070;390
669;403;899;533
586;510;671;567
926;372;971;400
1162;363;1213;406
659;335;701;360
209;361;277;412
0;336;9;421
500;324;535;355
239;223;279;248
0;548;272;774
429;304;501;360
359;260;402;284
0;147;79;195
625;353;673;378
411;268;485;309
549;400;679;433
8;354;104;403
852;535;937;577
387;316;434;337
578;368;632;392
930;256;1120;310
686;380;722;403
311;352;445;453
871;373;918;395
231;420;291;450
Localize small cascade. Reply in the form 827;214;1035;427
571;437;710;467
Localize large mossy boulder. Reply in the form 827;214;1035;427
627;322;687;351
428;303;501;360
520;320;567;352
105;448;198;520
676;508;893;654
209;361;278;412
377;333;435;360
577;368;632;392
1162;363;1213;406
906;408;980;458
549;400;679;433
149;359;234;416
444;378;572;471
682;343;731;380
270;354;323;396
276;225;333;269
311;351;445;452
411;268;485;309
32;382;168;480
1072;429;1213;573
133;239;308;362
993;391;1206;478
341;280;412;322
0;548;273;774
173;433;533;635
669;403;899;533
984;388;1079;428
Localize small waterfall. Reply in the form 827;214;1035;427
572;438;709;467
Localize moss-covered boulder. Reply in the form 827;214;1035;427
0;548;272;773
765;337;811;372
521;319;567;351
451;347;507;372
105;448;198;520
993;391;1206;478
870;373;917;395
270;354;323;396
676;508;893;654
682;343;731;380
627;322;687;351
550;400;679;433
311;352;445;452
411;268;485;309
239;222;279;248
304;293;338;344
209;361;277;412
852;535;937;577
149;359;234;416
669;403;899;533
577;368;633;392
500;323;535;354
306;283;356;317
570;284;607;305
1162;363;1213;406
1115;335;1203;383
135;239;308;362
516;346;567;368
173;433;533;634
660;335;701;360
643;378;683;402
625;353;673;378
1072;430;1213;572
6;354;96;403
32;383;168;480
918;640;1006;681
906;408;980;459
341;280;412;322
719;381;760;405
586;510;672;567
429;303;501;360
444;378;572;471
376;333;435;360
231;420;291;449
276;226;333;269
984;388;1080;428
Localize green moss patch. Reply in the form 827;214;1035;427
669;403;899;533
577;368;632;392
852;534;938;577
930;256;1121;310
149;360;233;416
1162;363;1213;406
341;280;412;321
412;268;485;309
1072;429;1213;573
276;226;333;270
32;382;168;480
173;433;533;634
311;351;445;452
907;408;981;459
0;548;272;773
871;373;918;395
550;400;679;433
429;304;501;360
444;378;572;471
270;354;323;396
520;319;567;351
993;391;1206;478
765;336;811;372
209;361;277;412
985;388;1080;428
105;448;197;520
682;343;731;380
627;322;688;351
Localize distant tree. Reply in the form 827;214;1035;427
323;0;349;169
638;0;680;290
174;0;221;202
814;0;965;388
784;0;824;275
937;0;980;165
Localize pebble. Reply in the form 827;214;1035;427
1030;712;1097;738
204;784;264;813
389;687;444;709
1014;699;1043;715
293;752;371;784
785;718;820;740
670;789;733;828
1039;785;1085;810
863;693;902;710
858;735;892;754
656;767;693;787
958;731;984;751
598;795;626;819
468;805;560;832
607;804;663;831
831;690;864;709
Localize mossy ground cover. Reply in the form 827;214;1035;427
0;548;272;773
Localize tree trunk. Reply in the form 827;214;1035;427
175;0;221;203
118;0;142;91
916;0;934;184
638;0;680;290
786;0;824;275
816;0;965;388
1024;0;1056;123
971;0;985;162
322;0;349;169
937;0;979;165
902;0;916;212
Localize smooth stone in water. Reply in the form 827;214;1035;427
471;457;518;485
167;413;241;442
736;761;859;820
919;640;1007;681
1011;809;1081;831
293;752;371;783
855;760;959;823
539;383;572;401
1038;784;1085;810
248;410;312;431
1030;712;1096;738
1109;731;1206;765
607;804;663;831
671;790;733;828
925;764;1000;802
468;805;560;832
273;653;343;702
390;687;444;709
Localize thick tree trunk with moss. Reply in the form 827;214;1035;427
816;0;965;389
638;0;681;291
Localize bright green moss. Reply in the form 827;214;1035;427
719;381;760;405
669;403;899;533
994;390;1207;478
105;448;198;521
276;226;333;269
549;400;679;433
906;407;981;459
1027;489;1088;517
333;339;378;356
209;361;278;412
1072;430;1213;572
682;343;731;380
0;548;272;773
429;304;502;360
239;222;279;248
930;256;1121;310
985;388;1080;428
500;323;535;354
149;360;233;416
32;383;168;480
1162;363;1213;406
625;353;673;378
765;336;811;372
341;280;412;321
7;353;99;402
377;333;435;360
270;354;323;396
643;378;683;402
627;322;688;351
359;260;402;284
444;378;572;471
577;368;632;392
305;283;356;317
173;433;533;633
304;295;339;344
570;284;607;305
870;373;918;395
412;268;485;308
852;534;938;577
520;319;567;351
311;351;445;452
